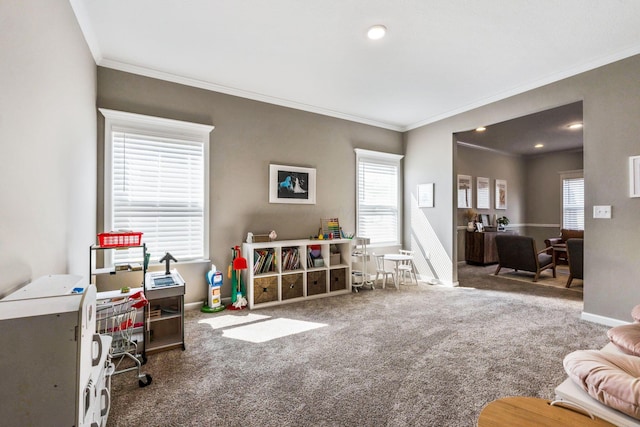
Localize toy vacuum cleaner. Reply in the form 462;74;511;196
227;246;248;310
201;265;225;313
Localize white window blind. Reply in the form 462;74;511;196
355;149;403;246
562;172;584;230
101;109;213;265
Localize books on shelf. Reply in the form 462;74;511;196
253;249;276;274
281;247;300;271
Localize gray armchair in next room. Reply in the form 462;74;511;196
565;238;584;288
494;234;556;282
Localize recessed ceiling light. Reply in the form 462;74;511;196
568;123;583;130
475;127;486;132
535;143;544;149
367;25;387;40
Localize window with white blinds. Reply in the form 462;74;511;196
100;109;213;265
355;149;404;246
561;171;584;230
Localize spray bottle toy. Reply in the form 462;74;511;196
201;265;225;313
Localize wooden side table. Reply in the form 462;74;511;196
465;231;500;265
552;243;567;268
478;397;615;426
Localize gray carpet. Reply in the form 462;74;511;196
107;264;609;426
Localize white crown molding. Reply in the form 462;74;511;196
98;59;404;132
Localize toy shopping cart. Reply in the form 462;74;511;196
96;291;152;387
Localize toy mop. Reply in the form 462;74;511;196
227;246;248;310
201;265;225;313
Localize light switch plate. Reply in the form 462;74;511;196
593;205;612;219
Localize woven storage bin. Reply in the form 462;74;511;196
253;276;278;304
306;270;327;296
330;268;348;292
282;273;303;300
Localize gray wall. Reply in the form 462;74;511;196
97;68;403;304
0;0;96;293
402;125;455;286
405;54;640;324
457;146;527;225
524;150;584;246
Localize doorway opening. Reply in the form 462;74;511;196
453;101;584;291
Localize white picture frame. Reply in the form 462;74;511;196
476;177;490;209
630;156;640;198
417;183;434;208
457;174;472;209
495;179;507;210
269;164;316;204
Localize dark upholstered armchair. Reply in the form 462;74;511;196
544;229;584;263
565;238;584;288
494;234;556;282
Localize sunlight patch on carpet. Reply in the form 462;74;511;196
198;313;270;329
222;318;327;343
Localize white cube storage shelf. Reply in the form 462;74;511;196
243;238;353;309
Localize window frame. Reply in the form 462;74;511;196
354;148;404;247
560;169;584;230
100;108;213;265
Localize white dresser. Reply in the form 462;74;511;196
0;275;113;427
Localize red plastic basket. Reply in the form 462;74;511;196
98;231;143;248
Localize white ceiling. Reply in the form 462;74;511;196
70;0;640;132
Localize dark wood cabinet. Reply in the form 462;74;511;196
465;231;500;265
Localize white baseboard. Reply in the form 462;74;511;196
185;301;204;311
187;297;234;311
581;311;629;327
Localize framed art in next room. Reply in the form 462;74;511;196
495;179;507;209
457;175;472;209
